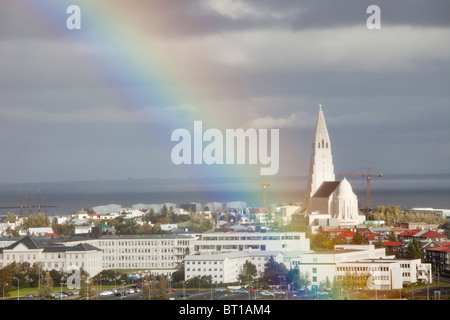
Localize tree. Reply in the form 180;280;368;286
171;262;185;284
388;231;398;242
4;212;16;223
79;276;96;300
238;260;257;283
153;275;168;300
298;271;311;289
52;222;75;236
351;230;366;244
406;238;423;261
319;276;332;290
261;256;288;286
38;272;53;299
286;266;302;289
22;212;50;230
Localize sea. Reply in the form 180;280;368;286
0;174;449;217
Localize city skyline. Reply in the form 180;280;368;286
0;0;449;184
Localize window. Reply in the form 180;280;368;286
312;268;317;274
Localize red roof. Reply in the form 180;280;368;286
426;246;450;252
398;229;447;238
363;232;379;240
44;233;58;236
336;231;355;238
418;230;447;238
439;242;450;247
383;241;403;247
324;228;348;233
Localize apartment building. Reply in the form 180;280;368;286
54;234;196;271
194;231;310;254
0;235;102;277
298;245;432;290
185;251;283;284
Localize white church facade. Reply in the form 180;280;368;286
303;106;366;233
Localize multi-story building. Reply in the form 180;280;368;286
0;235;102;277
184;251;283;284
53;233;196;272
298;245;432;290
193;231;310;254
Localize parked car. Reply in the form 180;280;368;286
215;288;226;292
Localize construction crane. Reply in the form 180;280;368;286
336;167;382;210
254;176;270;208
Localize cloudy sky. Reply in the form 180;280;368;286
0;0;449;183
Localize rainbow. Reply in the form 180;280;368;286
18;0;273;206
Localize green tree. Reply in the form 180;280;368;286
238;260;257;283
286;266;301;289
4;212;16;223
351;230;366;244
261;256;288;286
171;262;185;284
153;275;168;300
38;271;53;299
406;238;423;261
79;276;96;300
319;276;332;290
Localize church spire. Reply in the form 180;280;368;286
303;105;335;212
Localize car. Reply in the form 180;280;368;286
247;289;255;293
52;293;65;299
99;290;113;296
125;288;135;294
23;294;36;299
215;288;226;292
169;288;177;292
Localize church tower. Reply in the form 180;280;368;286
304;105;335;212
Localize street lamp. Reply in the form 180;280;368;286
3;283;8;300
13;277;19;300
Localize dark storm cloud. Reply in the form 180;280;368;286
0;0;449;182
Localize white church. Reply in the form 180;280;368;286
303;106;366;233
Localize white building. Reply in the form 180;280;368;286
0;235;102;277
297;245;431;290
302;106;365;232
27;227;54;236
185;251;284;284
304;105;335;211
275;206;301;225
58;234;196;272
193;231;311;254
